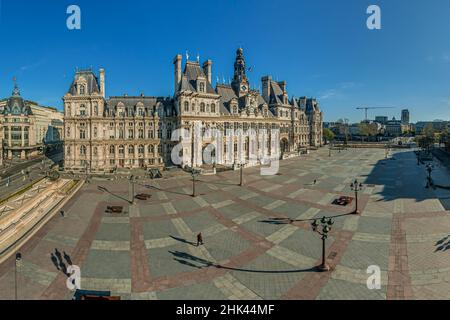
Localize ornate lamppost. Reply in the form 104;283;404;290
191;169;200;197
129;175;135;204
15;252;22;300
350;179;364;214
311;217;334;272
425;164;433;188
239;163;245;186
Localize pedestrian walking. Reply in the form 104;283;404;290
60;210;65;217
196;233;204;247
313;179;317;185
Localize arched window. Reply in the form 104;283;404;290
80;145;87;155
119;145;125;154
109;145;115;154
79;130;86;139
79;85;85;95
93;147;98;156
199;83;205;92
138;129;144;139
94;105;98;116
128;145;135;154
211;103;216;113
192;103;196;112
200;103;206;112
138;145;144;154
149;145;155;153
233;106;238;114
184;101;189;112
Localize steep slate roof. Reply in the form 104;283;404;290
291;97;300;109
216;84;274;117
305;98;321;114
107;96;176;117
215;85;234;114
179;61;216;94
3;84;33;116
67;70;101;95
268;81;285;105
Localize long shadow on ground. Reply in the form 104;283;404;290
169;250;317;274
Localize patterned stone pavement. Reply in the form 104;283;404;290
1;147;450;300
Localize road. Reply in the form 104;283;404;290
0;152;63;201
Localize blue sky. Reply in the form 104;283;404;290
0;0;450;123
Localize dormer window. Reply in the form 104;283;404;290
199;82;205;93
79;84;86;95
233;106;238;114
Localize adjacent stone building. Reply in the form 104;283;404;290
0;82;64;161
63;49;323;172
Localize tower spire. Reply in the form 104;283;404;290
231;48;249;96
12;76;20;97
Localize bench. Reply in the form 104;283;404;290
106;206;123;214
332;196;353;207
135;194;151;201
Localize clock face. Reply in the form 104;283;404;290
241;85;248;92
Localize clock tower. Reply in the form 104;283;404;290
231;48;249;97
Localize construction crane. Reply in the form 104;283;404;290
356;107;395;121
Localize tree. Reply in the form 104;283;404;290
417;124;436;153
358;122;378;142
323;128;335;145
336;118;349;144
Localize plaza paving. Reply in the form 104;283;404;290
1;147;450;300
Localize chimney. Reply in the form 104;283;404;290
99;68;105;98
278;81;287;94
174;54;182;93
261;76;271;102
203;60;212;84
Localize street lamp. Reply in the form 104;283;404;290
350;179;364;214
425;164;433;188
15;253;22;300
191;169;200;197
239;163;245;187
129;175;135;204
311;217;334;272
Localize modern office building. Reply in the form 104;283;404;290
401;109;410;124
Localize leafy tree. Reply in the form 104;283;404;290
336;118;349;144
358;122;378;142
417;124;436;153
323;128;335;144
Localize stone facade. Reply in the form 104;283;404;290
63;49;323;172
0;82;64;161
